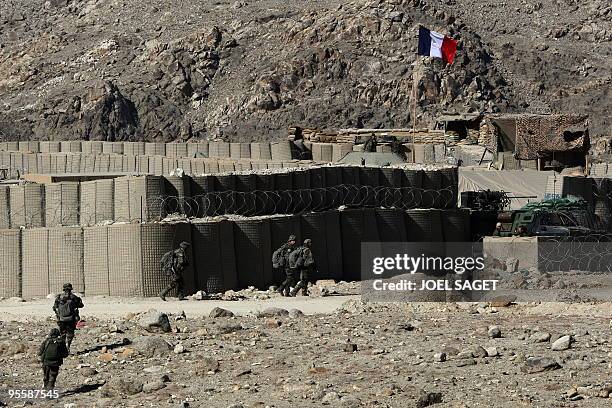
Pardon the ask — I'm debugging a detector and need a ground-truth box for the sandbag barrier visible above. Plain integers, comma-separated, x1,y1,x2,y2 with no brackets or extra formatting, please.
4,208,472,298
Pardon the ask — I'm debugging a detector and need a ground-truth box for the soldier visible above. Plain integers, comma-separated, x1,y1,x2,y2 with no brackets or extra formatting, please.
38,328,69,390
273,234,298,297
363,135,377,152
159,241,191,301
289,239,316,297
52,283,84,352
493,222,503,236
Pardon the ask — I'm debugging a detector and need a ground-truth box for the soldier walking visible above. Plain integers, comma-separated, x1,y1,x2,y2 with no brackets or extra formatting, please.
38,328,69,390
159,241,191,301
273,235,297,297
52,283,84,352
289,239,316,297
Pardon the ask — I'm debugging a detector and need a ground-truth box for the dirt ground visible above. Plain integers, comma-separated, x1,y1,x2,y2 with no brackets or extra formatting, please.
0,286,610,408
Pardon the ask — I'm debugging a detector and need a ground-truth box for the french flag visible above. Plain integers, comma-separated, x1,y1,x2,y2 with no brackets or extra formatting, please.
418,26,458,64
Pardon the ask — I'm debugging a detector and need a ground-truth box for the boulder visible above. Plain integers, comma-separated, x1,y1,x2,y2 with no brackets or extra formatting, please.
132,336,173,358
209,307,234,318
100,377,144,397
138,309,171,333
256,307,289,318
551,335,572,351
521,357,561,374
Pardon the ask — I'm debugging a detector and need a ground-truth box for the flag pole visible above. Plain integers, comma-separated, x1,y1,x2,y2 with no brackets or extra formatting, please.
411,57,419,162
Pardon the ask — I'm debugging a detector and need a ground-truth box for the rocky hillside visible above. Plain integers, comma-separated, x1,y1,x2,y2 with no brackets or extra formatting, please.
0,0,609,142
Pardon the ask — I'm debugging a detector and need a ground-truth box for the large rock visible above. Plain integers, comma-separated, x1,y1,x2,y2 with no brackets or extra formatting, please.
79,81,139,141
256,307,289,318
487,325,502,338
551,335,572,351
100,377,144,397
138,309,172,333
132,336,173,358
217,323,243,334
416,392,443,408
209,307,234,318
530,331,551,343
521,357,561,374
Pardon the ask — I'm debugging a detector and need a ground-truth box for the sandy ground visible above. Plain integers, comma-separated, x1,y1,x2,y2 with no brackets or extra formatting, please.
0,295,360,322
0,290,610,407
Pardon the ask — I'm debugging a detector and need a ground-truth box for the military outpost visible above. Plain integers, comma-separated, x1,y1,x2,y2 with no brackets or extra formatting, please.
0,112,606,299
0,0,611,405
1,111,611,397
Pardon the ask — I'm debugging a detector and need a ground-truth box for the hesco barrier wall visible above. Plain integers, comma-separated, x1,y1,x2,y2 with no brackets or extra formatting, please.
1,166,460,229
192,220,237,293
80,179,114,226
0,186,10,229
592,178,612,231
9,184,45,228
7,208,471,298
22,227,84,298
0,229,21,298
0,152,313,179
0,139,459,178
234,218,273,289
141,223,196,297
45,182,80,227
114,176,165,222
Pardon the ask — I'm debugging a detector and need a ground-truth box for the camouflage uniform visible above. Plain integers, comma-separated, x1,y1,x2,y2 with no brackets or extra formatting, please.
275,235,297,297
159,242,191,301
38,328,69,390
52,283,84,352
289,239,316,297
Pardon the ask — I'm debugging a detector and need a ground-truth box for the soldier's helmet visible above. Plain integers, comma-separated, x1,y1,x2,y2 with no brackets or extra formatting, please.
179,241,191,249
63,283,73,291
303,238,312,246
288,235,297,243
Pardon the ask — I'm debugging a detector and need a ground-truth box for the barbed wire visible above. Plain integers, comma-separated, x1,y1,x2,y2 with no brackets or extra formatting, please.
538,234,612,272
152,185,457,218
0,185,457,228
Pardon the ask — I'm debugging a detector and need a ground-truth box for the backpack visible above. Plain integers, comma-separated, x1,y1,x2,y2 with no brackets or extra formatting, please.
272,245,287,268
160,250,175,274
288,247,305,269
44,337,67,362
57,297,74,323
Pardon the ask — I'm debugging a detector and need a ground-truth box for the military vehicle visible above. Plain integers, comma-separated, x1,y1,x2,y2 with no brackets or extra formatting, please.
497,198,603,237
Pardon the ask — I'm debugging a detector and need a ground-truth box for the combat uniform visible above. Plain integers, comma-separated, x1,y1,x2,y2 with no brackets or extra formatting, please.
38,329,69,390
159,243,190,301
52,284,84,352
289,240,316,297
274,238,297,297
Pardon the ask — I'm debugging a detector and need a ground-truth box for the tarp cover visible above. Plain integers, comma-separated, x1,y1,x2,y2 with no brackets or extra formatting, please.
459,169,553,209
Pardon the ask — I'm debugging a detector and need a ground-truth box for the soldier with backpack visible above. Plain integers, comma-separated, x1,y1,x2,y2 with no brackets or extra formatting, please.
52,283,84,352
38,328,69,390
273,234,297,297
159,241,191,301
288,239,316,297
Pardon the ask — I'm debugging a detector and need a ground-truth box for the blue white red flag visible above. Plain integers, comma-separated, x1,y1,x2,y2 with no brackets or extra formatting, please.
418,26,458,64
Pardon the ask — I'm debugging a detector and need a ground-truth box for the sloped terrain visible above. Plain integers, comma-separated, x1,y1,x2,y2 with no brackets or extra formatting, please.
0,0,609,142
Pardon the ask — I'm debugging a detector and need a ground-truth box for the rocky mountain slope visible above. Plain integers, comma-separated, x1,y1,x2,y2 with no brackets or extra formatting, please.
0,0,609,142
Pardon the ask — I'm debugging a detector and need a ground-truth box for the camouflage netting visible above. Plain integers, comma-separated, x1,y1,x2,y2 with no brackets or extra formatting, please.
515,114,589,160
